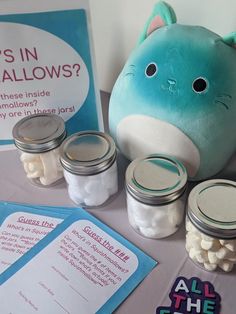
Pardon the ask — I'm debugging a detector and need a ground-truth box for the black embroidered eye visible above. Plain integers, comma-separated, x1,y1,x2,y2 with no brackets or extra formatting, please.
192,77,208,93
145,63,158,77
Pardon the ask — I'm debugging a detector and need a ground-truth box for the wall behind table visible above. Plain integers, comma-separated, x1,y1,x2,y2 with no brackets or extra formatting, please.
89,0,236,93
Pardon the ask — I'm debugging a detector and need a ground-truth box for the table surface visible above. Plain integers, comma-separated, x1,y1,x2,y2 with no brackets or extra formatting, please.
0,92,235,314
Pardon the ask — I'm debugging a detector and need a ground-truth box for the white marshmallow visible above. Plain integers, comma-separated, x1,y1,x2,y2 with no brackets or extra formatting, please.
208,251,219,264
186,220,201,236
186,232,202,250
189,248,200,262
216,247,234,260
203,262,217,272
218,260,234,272
21,149,63,186
201,239,215,250
225,241,236,252
196,250,209,264
228,256,236,263
201,234,214,241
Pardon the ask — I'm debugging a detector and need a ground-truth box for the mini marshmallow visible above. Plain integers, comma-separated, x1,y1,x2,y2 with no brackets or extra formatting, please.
218,260,234,272
195,250,209,264
186,220,201,236
228,256,236,263
201,234,214,241
216,247,234,260
186,219,236,272
189,248,200,262
208,251,219,264
21,150,63,186
201,239,215,250
224,241,236,252
203,262,217,272
186,232,202,250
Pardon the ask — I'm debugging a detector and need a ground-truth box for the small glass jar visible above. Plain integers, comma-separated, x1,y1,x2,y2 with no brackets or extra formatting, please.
186,179,236,272
60,131,118,207
125,154,188,239
12,113,66,187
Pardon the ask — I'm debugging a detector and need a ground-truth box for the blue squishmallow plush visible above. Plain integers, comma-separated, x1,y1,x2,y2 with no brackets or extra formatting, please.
109,1,236,180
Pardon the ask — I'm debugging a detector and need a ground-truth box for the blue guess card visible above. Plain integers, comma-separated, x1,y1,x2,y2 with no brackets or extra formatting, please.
0,208,157,313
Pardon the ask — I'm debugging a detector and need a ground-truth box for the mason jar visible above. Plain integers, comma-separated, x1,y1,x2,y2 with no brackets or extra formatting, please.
186,179,236,272
60,131,118,207
125,154,188,239
12,113,66,187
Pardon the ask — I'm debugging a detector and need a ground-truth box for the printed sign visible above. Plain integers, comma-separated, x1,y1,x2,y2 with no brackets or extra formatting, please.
0,0,103,150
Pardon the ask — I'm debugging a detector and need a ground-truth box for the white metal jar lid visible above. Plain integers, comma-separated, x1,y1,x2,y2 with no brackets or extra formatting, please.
187,179,236,239
126,154,187,205
60,131,117,176
12,113,66,153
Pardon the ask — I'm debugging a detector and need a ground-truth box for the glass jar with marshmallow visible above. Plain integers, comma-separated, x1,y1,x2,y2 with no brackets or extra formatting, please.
125,154,188,239
12,113,66,187
186,179,236,272
60,131,118,208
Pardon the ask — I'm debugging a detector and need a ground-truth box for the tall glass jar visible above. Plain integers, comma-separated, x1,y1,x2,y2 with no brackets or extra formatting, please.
12,113,66,187
125,154,188,239
60,131,118,208
186,179,236,272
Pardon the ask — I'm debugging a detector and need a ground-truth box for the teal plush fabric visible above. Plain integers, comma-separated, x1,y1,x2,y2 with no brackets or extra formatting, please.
109,1,236,180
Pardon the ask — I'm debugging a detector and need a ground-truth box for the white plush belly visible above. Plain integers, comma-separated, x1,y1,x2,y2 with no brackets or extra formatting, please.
116,114,200,177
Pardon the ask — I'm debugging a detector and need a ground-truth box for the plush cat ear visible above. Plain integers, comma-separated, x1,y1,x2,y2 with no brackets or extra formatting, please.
138,1,176,44
222,32,236,48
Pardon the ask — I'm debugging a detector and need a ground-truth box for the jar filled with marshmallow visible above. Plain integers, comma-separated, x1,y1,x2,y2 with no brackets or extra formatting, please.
12,113,66,187
186,179,236,272
125,154,188,239
60,131,118,207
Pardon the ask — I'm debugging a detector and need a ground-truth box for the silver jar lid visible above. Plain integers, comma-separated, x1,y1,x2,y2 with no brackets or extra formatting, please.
60,131,117,175
187,179,236,239
12,113,66,153
126,154,187,205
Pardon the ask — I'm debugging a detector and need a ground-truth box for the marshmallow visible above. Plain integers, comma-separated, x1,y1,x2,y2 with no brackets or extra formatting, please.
201,239,216,251
218,260,234,272
216,247,234,260
186,219,236,272
20,149,63,186
203,262,217,272
208,251,219,264
186,232,202,250
225,241,236,252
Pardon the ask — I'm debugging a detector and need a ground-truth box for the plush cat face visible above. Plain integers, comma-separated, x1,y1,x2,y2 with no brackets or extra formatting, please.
109,1,236,180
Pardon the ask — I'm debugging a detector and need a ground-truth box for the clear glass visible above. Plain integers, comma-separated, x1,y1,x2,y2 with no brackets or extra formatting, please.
63,160,118,208
19,147,64,187
126,192,186,239
185,216,236,272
